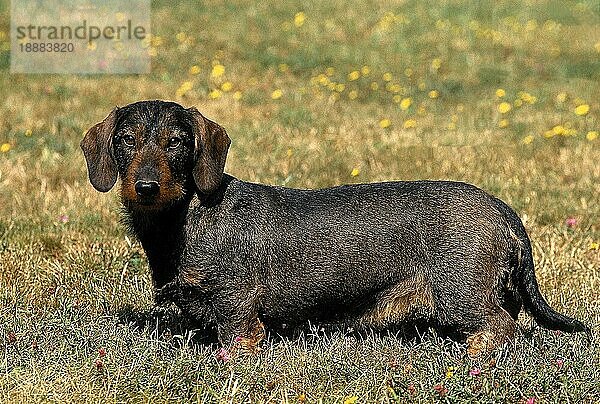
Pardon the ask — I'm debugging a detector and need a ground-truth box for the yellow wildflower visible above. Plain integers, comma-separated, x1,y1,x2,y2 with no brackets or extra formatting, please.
446,366,456,379
221,81,233,92
498,102,512,114
431,58,442,70
25,129,32,137
522,135,534,144
209,89,221,99
150,35,163,47
233,91,242,100
389,84,402,93
211,64,225,78
552,125,565,135
499,119,509,128
429,90,439,99
370,82,379,91
176,81,193,97
0,143,10,153
393,95,402,103
189,65,201,75
271,89,283,100
520,92,536,104
574,104,589,116
400,97,412,111
587,131,598,141
379,119,391,128
382,72,393,82
495,88,506,98
344,396,358,404
348,71,360,81
514,99,523,107
325,67,335,76
361,66,371,76
404,68,413,77
335,83,345,92
350,168,360,177
589,242,599,250
278,63,289,72
294,12,306,27
348,90,358,100
403,119,416,129
176,32,186,42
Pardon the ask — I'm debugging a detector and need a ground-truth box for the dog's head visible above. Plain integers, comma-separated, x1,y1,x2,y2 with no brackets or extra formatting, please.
81,100,230,210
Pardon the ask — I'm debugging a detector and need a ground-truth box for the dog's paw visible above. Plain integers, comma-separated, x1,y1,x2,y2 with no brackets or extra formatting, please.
148,302,178,318
466,330,495,358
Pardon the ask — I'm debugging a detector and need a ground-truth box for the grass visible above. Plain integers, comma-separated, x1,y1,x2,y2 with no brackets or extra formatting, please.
1,0,599,402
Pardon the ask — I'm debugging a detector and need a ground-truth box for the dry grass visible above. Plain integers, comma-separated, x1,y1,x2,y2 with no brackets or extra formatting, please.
0,0,599,402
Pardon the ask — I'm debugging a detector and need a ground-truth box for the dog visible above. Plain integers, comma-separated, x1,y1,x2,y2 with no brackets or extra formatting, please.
81,100,589,356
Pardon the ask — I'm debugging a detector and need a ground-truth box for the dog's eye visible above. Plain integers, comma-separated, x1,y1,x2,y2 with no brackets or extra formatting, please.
167,137,182,149
122,134,135,147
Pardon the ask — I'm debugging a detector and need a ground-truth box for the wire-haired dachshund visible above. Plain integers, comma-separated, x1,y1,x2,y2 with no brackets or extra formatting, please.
81,100,589,356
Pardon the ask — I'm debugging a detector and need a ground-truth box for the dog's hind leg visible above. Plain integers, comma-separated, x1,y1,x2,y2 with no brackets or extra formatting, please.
466,306,516,357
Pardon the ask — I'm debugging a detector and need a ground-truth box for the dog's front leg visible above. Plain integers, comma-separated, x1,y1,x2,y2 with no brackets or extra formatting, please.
213,295,265,354
154,279,180,305
217,316,265,355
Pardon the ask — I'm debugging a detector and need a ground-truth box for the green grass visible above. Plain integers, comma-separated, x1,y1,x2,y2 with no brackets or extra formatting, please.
1,0,599,402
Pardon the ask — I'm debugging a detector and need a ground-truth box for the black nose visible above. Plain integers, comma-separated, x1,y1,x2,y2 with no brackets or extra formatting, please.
135,181,160,197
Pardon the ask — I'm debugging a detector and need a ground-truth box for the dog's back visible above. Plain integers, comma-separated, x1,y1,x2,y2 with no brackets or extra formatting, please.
183,177,512,328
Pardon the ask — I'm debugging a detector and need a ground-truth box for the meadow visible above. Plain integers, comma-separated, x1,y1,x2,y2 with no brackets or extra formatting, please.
0,0,599,402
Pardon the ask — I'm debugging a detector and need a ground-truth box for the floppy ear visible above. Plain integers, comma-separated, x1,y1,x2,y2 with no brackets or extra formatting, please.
187,107,231,195
80,108,119,192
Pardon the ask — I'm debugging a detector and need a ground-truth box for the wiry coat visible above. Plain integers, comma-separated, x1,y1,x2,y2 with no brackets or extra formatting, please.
81,100,589,355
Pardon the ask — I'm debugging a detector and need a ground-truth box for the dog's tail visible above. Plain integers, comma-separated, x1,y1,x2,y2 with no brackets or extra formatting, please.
515,234,589,334
494,197,590,335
